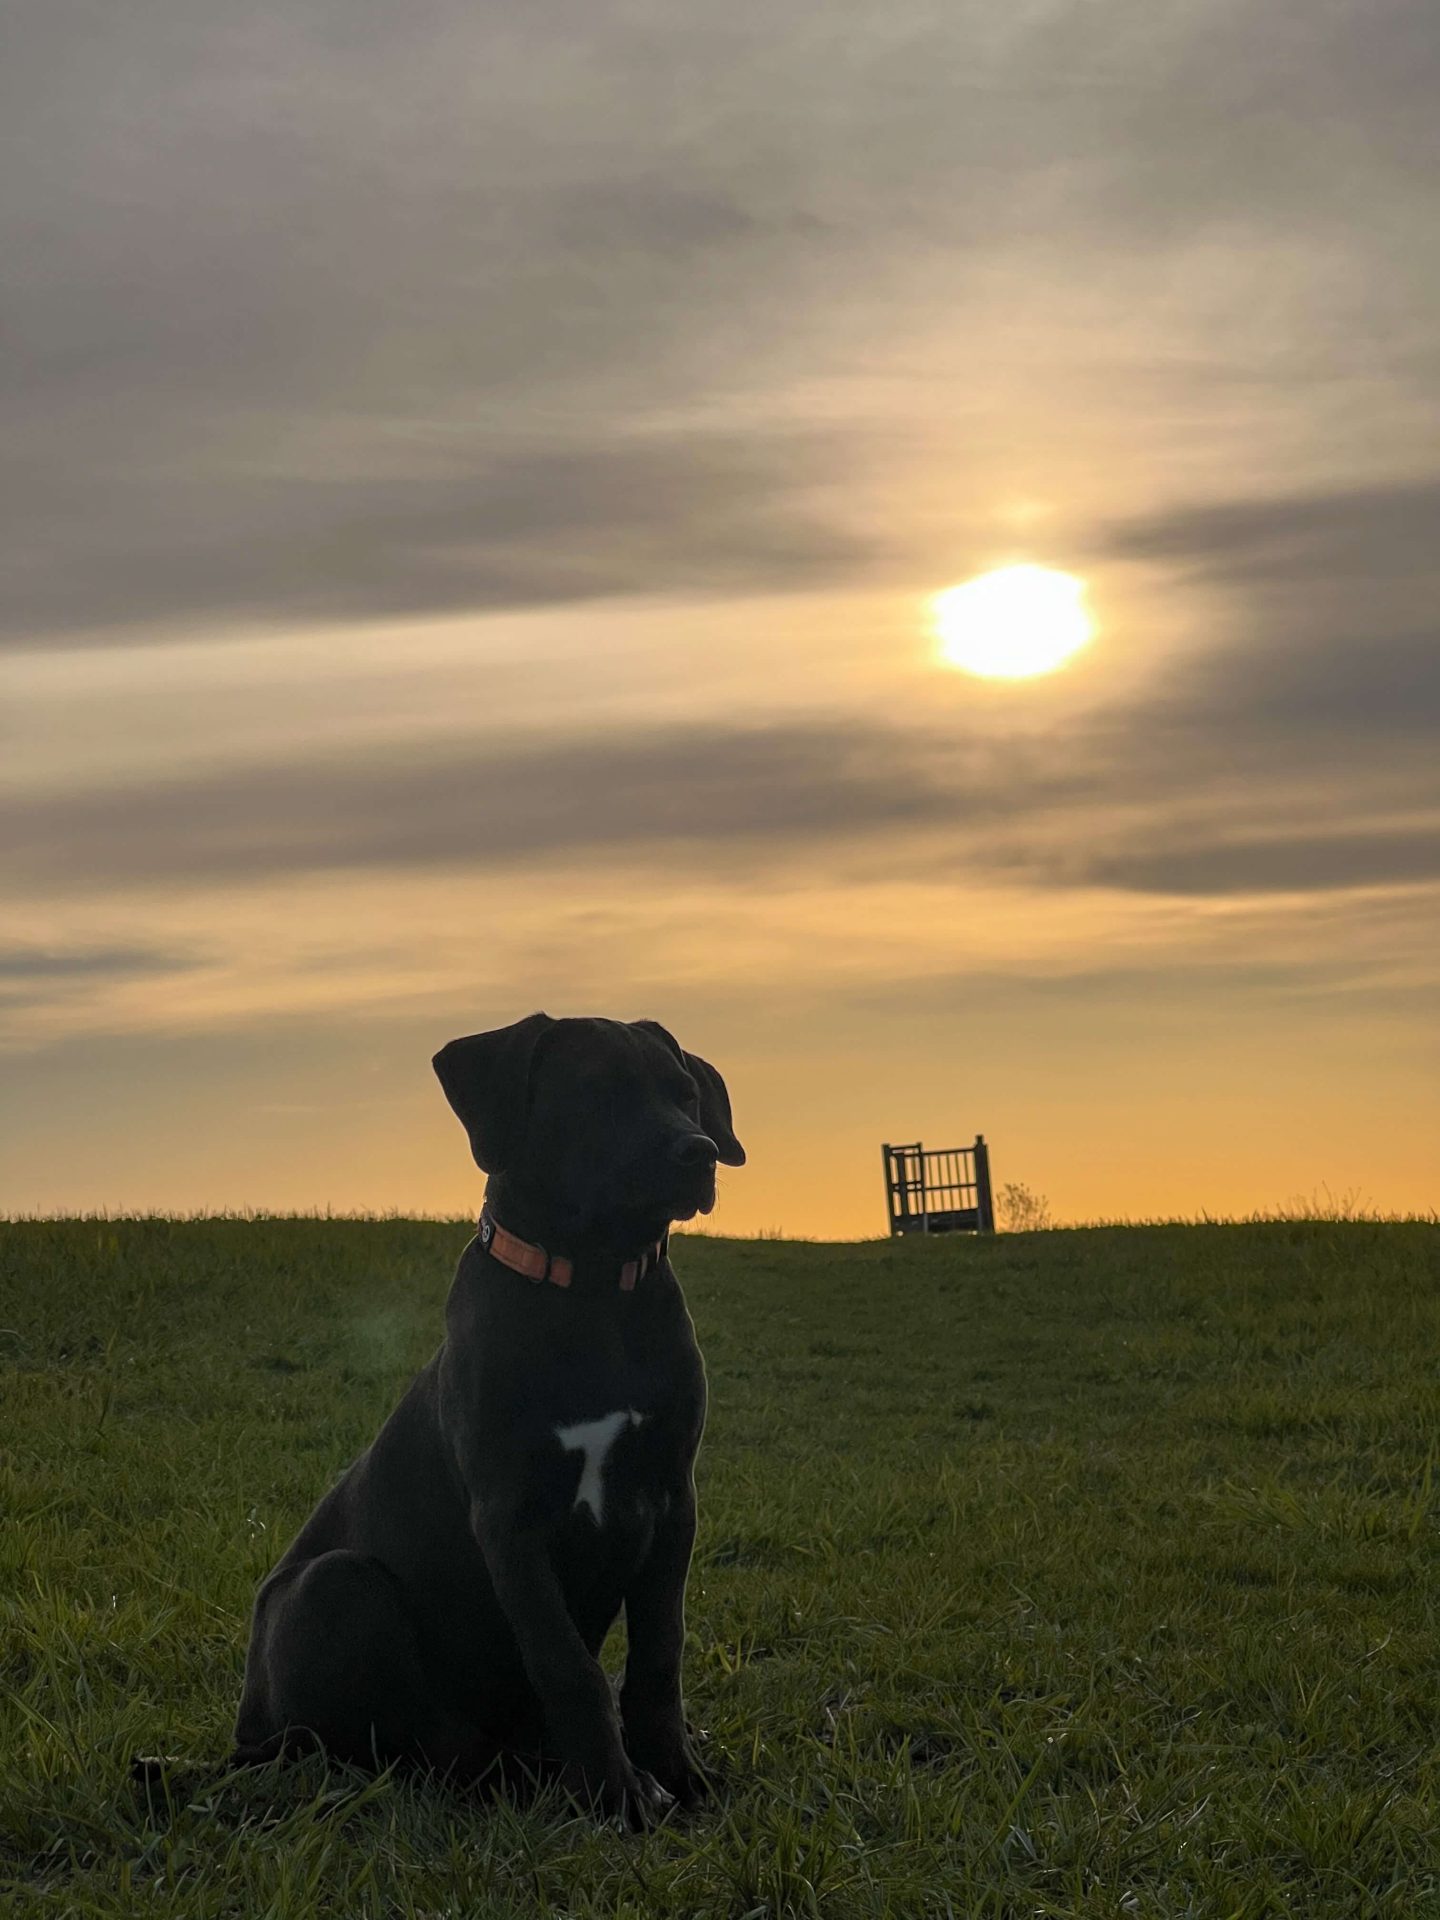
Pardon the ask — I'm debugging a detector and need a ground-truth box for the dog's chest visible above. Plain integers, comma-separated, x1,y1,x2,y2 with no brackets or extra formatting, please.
553,1407,649,1528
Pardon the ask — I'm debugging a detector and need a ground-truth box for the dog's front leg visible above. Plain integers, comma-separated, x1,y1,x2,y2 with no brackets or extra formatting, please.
476,1511,673,1826
620,1482,710,1806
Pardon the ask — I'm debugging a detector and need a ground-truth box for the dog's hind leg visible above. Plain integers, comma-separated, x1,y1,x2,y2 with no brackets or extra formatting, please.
236,1549,505,1784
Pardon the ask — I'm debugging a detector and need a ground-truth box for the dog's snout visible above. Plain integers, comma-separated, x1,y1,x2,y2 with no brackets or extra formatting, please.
672,1133,719,1170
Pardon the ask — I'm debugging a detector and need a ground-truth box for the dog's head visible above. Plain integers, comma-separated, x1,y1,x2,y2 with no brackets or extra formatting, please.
433,1013,745,1246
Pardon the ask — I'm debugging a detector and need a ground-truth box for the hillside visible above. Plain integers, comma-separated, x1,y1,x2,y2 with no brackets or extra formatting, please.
3,1218,1437,1917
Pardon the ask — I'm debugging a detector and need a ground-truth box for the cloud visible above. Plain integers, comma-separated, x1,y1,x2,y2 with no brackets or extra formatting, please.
2,429,888,644
0,945,195,982
1097,476,1440,754
1078,825,1440,897
0,943,200,1019
1102,477,1440,587
8,683,1437,910
4,2,1439,919
6,0,1439,648
1179,625,1440,744
839,952,1432,1019
1,718,1026,888
1076,0,1440,244
9,477,1439,913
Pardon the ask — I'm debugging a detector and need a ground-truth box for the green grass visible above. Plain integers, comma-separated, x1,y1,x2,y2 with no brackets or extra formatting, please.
2,1216,1438,1917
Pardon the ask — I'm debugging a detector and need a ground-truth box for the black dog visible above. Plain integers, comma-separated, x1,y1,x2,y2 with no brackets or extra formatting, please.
231,1014,744,1824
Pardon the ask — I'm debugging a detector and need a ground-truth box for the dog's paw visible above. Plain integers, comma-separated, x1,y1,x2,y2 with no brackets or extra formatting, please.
563,1759,676,1830
627,1733,714,1810
657,1744,715,1809
620,1766,677,1830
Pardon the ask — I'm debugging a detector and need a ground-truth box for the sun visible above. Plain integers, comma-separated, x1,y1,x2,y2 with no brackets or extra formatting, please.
931,564,1094,680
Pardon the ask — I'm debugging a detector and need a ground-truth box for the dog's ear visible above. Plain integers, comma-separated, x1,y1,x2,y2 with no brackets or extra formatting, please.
685,1048,746,1165
432,1012,554,1174
635,1020,746,1167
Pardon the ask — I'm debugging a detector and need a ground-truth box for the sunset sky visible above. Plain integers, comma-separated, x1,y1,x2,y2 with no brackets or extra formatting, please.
3,1,1437,1235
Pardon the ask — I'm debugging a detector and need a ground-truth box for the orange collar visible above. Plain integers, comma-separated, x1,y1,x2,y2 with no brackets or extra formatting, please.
479,1208,667,1293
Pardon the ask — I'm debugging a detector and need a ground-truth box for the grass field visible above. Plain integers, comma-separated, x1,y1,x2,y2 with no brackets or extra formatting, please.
2,1216,1438,1918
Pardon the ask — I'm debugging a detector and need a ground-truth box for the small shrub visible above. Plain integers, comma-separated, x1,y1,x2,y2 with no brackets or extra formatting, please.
998,1180,1053,1231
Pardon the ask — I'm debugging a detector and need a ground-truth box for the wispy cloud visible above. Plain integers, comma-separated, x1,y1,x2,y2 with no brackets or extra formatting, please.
0,720,996,886
7,2,1439,648
1077,825,1440,897
0,944,196,982
2,429,889,643
1103,477,1440,589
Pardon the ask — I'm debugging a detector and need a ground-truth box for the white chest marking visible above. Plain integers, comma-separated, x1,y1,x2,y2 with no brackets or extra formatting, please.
554,1408,644,1526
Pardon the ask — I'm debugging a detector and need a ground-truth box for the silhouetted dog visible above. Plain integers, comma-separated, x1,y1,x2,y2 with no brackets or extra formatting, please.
230,1014,744,1825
